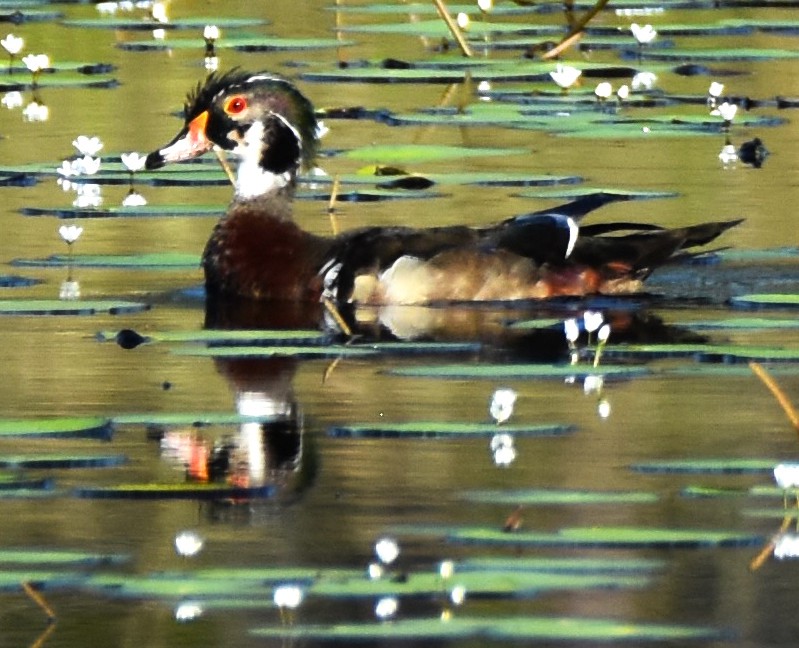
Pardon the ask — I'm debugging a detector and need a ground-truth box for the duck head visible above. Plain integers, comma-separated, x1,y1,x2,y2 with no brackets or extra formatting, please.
145,69,320,199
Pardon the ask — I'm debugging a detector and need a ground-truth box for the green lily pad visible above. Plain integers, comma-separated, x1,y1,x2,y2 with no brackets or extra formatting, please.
741,507,799,519
336,18,561,38
0,472,52,491
328,422,574,439
0,9,60,23
630,458,779,474
675,317,799,330
171,345,378,359
0,416,112,440
0,299,149,315
0,549,128,566
327,3,541,15
0,454,127,469
20,204,224,219
681,485,751,498
458,556,664,573
637,47,799,61
111,412,292,427
118,35,350,52
517,187,679,200
449,526,763,548
0,570,88,592
0,73,117,91
96,328,326,347
85,574,271,598
62,17,265,30
75,482,275,500
340,144,527,164
604,343,799,362
12,253,199,269
461,488,658,505
308,569,647,598
388,363,649,380
731,294,799,309
251,615,722,641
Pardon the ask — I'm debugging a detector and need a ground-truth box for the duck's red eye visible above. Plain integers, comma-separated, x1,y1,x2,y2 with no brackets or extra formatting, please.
225,96,247,115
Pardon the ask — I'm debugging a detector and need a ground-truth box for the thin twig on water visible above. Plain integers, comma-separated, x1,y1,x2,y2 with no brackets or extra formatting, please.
432,0,473,57
542,0,611,60
749,361,799,433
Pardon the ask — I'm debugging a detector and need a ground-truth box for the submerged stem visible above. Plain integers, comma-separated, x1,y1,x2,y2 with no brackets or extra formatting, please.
749,361,799,433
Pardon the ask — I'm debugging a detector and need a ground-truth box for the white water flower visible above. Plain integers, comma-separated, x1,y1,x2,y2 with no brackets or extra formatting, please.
630,23,657,44
58,224,83,244
151,1,168,23
594,81,612,100
375,537,400,565
152,28,166,40
122,190,148,207
774,533,799,559
22,53,49,73
174,601,204,622
57,160,78,177
489,387,517,424
22,100,48,122
75,155,101,175
174,530,204,557
375,596,398,620
315,121,330,140
490,433,516,467
774,464,799,489
712,101,738,123
597,398,611,418
708,81,725,98
450,585,467,605
367,562,384,580
73,135,103,157
121,151,147,173
439,560,454,580
583,374,604,395
617,84,630,101
597,323,611,343
631,71,657,91
204,55,219,72
456,12,470,30
96,2,119,15
1,91,22,109
73,183,102,209
1,34,23,56
478,0,494,11
273,584,303,609
59,279,80,300
583,310,603,334
718,143,738,168
563,317,579,344
550,63,581,90
203,24,220,41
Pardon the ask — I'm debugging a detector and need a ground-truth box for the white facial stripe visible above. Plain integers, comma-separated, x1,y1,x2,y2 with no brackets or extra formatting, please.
565,217,579,259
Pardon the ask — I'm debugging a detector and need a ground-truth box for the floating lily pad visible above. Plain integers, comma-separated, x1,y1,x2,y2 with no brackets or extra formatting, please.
731,294,799,309
0,9,60,23
741,507,799,519
171,345,378,359
0,416,112,440
681,485,751,498
0,549,128,566
517,187,679,201
251,615,722,642
636,47,799,61
308,569,647,598
62,17,265,30
118,35,350,51
458,556,664,573
675,317,799,330
336,19,562,38
449,526,763,548
340,144,527,164
0,472,51,491
0,275,41,288
0,570,87,592
112,412,293,427
85,573,271,598
604,343,799,362
12,253,199,269
0,299,149,315
96,328,326,347
0,454,127,469
0,72,117,91
328,422,574,439
630,458,779,474
388,363,649,380
20,205,224,219
75,482,275,500
461,488,658,505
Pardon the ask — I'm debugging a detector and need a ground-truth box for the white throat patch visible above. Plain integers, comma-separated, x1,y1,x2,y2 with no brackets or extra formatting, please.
231,115,302,200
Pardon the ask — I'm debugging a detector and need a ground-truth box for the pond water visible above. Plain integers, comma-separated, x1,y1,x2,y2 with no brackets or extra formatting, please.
1,0,799,646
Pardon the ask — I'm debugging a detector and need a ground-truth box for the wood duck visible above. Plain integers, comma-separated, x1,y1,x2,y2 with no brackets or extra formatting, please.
145,69,742,305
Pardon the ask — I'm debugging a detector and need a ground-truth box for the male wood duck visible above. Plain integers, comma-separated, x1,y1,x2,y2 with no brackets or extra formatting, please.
145,69,741,305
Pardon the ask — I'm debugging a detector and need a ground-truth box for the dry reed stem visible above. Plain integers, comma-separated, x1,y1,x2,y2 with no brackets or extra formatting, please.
749,361,799,432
